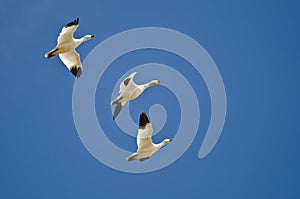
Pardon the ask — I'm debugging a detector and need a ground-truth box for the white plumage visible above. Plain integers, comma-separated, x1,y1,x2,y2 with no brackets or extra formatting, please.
127,112,172,161
111,72,160,120
45,18,94,78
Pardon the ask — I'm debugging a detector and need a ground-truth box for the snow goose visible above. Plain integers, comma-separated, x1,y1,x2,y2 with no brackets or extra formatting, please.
127,112,172,161
44,18,94,78
111,72,160,120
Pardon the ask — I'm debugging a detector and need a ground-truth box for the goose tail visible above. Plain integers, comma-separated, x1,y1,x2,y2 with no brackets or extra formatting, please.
45,48,59,58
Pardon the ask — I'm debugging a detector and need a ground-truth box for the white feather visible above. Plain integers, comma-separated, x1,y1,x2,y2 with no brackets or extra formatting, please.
45,18,93,78
58,50,81,71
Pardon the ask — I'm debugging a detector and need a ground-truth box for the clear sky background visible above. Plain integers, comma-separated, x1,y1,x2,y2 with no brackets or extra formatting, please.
1,0,299,198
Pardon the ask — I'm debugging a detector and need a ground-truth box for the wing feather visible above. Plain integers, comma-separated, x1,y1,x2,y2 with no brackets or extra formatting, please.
137,113,153,150
58,50,81,70
119,72,137,94
57,18,79,44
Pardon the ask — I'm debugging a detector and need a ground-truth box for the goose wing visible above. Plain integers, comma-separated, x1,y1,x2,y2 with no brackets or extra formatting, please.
58,49,82,71
119,72,137,94
137,112,153,150
57,18,79,44
111,72,138,119
112,101,126,120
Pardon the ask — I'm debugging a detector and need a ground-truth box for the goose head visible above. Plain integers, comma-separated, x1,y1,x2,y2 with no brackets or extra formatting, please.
83,34,94,41
161,138,172,146
155,138,172,150
148,80,160,87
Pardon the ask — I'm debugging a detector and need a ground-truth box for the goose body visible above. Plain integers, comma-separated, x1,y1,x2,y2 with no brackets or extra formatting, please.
111,72,160,120
45,18,94,78
127,112,172,161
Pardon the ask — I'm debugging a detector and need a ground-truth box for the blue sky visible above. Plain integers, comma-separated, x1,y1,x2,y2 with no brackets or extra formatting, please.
1,0,299,198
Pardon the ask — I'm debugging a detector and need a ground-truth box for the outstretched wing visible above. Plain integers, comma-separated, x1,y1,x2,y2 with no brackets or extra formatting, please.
111,72,138,119
119,72,137,94
58,49,82,71
137,112,153,150
113,101,126,120
57,18,79,44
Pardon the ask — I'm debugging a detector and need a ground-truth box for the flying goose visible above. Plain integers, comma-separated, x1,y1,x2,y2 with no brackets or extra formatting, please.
127,112,172,161
44,18,94,78
111,72,160,120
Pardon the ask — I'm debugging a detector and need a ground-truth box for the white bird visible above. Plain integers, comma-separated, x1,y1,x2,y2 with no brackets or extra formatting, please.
44,18,94,78
111,72,160,120
127,112,172,161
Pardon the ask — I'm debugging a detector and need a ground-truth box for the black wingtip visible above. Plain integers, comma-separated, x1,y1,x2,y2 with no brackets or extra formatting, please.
139,112,150,128
65,18,79,28
70,67,82,78
123,77,131,86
